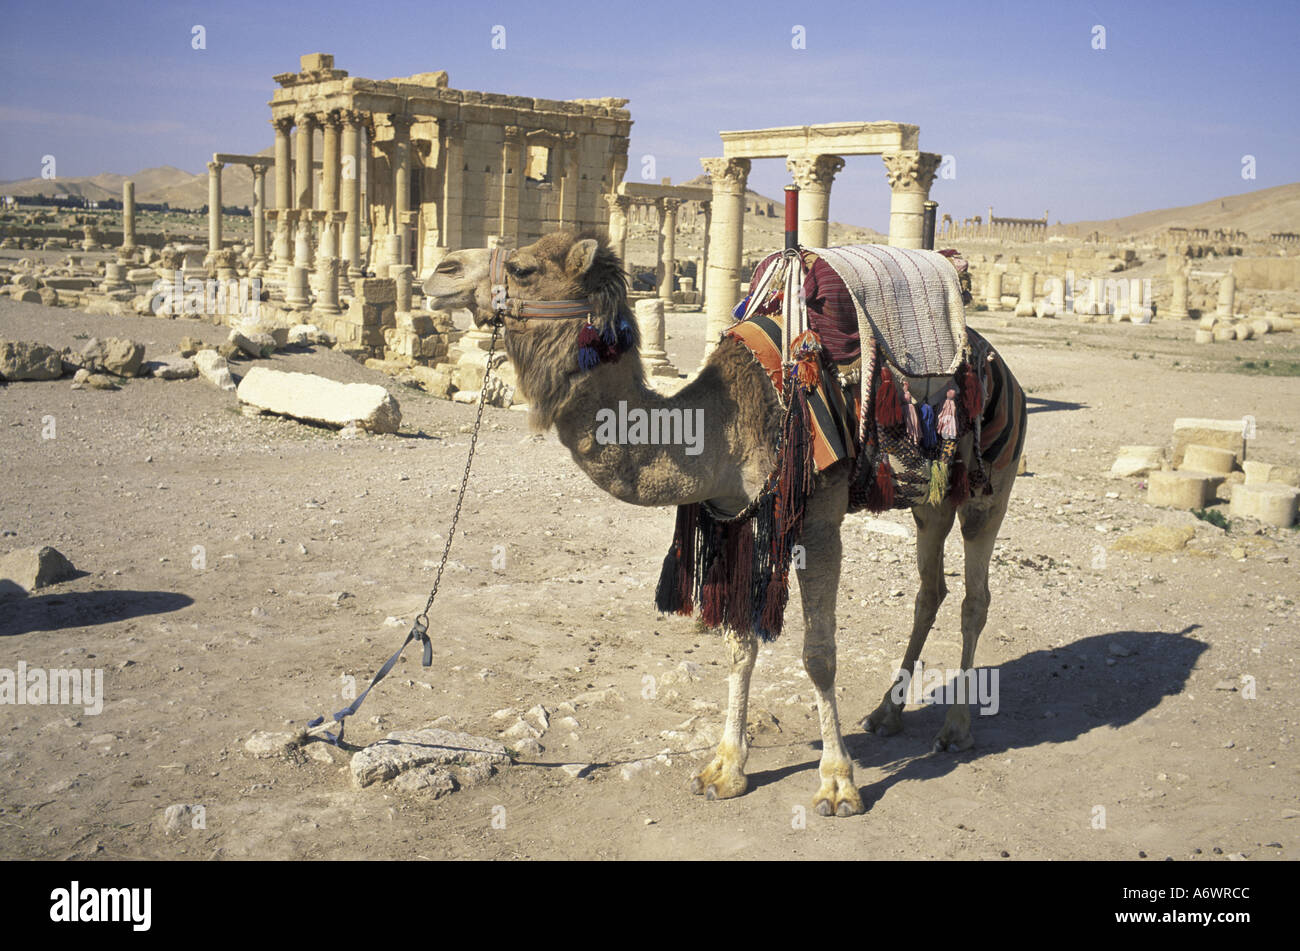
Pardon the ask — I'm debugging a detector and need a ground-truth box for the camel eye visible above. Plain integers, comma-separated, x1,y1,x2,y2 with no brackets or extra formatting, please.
508,263,536,279
435,261,458,274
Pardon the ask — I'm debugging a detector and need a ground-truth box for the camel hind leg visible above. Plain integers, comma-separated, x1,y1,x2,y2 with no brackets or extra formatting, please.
932,487,1011,752
863,501,956,736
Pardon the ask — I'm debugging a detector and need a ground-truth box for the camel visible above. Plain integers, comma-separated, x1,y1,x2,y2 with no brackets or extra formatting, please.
423,230,1024,818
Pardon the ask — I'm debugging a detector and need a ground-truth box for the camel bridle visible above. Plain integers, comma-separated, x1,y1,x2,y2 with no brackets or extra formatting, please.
489,245,595,324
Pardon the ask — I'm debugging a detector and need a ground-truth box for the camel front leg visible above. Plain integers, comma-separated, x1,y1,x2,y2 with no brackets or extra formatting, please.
798,498,863,818
690,629,755,800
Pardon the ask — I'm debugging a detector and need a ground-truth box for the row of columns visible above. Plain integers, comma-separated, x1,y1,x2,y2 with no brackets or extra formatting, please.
605,194,713,306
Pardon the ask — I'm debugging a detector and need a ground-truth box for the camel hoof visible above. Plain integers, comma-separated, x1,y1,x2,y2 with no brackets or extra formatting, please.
815,798,834,817
689,776,705,796
932,729,974,753
863,704,903,736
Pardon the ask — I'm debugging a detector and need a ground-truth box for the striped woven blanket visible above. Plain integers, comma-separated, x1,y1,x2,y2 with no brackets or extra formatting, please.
815,245,969,377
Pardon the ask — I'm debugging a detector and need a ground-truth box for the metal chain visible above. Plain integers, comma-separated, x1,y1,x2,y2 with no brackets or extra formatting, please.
414,320,501,629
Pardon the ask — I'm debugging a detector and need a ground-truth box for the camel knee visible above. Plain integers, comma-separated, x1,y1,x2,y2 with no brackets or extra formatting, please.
802,650,837,693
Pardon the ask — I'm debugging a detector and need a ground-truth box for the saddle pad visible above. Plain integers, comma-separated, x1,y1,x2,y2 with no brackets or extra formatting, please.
814,245,968,377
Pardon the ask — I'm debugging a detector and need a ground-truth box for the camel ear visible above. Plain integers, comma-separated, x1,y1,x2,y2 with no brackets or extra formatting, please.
565,238,599,277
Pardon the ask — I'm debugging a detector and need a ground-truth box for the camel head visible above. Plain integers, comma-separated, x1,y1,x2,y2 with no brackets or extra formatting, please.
426,230,640,429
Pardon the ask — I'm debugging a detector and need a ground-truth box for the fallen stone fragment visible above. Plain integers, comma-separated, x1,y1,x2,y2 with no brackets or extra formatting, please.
192,350,237,392
349,729,510,789
0,545,77,601
1110,525,1195,555
1110,445,1164,479
1229,483,1299,528
243,731,301,758
80,336,145,378
142,354,198,380
237,366,401,434
0,339,63,381
229,328,277,358
1148,470,1218,508
1172,418,1246,467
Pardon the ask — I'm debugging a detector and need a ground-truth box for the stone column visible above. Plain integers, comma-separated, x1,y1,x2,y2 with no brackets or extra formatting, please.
294,112,317,211
391,114,413,265
701,157,750,360
250,163,268,269
392,264,413,314
312,257,339,317
983,269,1002,310
1164,270,1190,320
293,209,315,271
1216,272,1235,318
499,125,524,245
558,133,580,229
321,111,341,213
271,116,294,279
786,153,844,248
440,120,466,253
883,151,941,249
658,198,680,301
605,193,631,266
121,180,136,253
341,110,365,277
1014,271,1036,316
207,160,224,253
635,297,678,377
699,201,711,307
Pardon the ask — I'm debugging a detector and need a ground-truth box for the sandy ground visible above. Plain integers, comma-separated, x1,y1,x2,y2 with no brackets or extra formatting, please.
1,286,1298,861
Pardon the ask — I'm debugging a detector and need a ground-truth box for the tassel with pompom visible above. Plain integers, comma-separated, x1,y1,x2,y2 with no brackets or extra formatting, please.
732,295,751,320
938,388,958,439
960,360,982,422
725,524,754,634
876,363,903,428
949,459,970,506
919,401,937,450
874,458,895,510
656,503,698,616
927,460,948,506
577,323,603,372
903,380,920,444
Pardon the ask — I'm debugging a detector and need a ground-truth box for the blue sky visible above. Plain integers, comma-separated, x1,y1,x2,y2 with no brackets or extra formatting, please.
2,0,1297,229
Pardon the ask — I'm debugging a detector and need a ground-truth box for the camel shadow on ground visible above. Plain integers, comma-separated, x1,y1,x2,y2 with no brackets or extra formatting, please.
0,589,195,637
746,625,1207,811
1024,395,1087,415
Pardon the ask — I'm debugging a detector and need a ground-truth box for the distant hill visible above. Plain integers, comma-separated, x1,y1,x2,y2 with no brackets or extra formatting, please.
0,152,271,210
1057,182,1300,238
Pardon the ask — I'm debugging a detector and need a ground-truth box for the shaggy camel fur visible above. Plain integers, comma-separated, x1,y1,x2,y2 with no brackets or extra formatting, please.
423,230,1022,818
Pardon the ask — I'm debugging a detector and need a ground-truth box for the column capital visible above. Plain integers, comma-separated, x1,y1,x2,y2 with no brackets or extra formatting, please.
389,113,414,133
271,114,295,134
882,150,941,193
295,112,318,130
700,157,751,195
319,109,342,131
339,109,365,128
250,161,270,178
661,197,682,213
207,160,224,174
604,192,632,213
786,153,845,191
